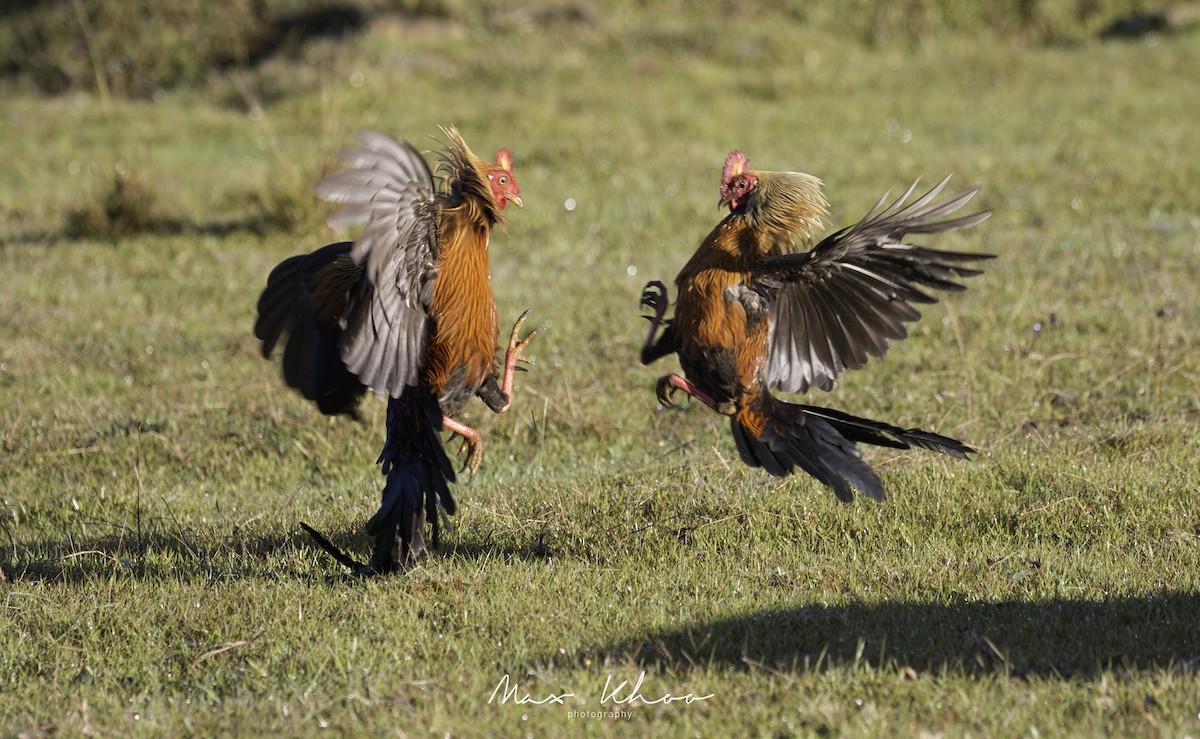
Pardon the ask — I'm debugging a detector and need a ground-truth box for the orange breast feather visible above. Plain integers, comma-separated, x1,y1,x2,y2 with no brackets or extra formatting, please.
422,221,499,395
678,268,748,353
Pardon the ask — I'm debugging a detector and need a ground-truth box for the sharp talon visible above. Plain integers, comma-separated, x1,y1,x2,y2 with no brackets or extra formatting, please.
507,315,540,358
458,449,480,475
455,437,482,475
640,281,669,327
655,376,678,408
465,450,482,476
508,309,534,340
505,322,541,375
515,327,542,348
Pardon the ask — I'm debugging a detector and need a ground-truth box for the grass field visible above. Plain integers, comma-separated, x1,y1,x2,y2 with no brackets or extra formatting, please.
2,2,1199,735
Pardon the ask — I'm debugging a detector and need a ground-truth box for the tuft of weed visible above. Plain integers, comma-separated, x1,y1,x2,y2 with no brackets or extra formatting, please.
62,165,184,239
0,0,452,98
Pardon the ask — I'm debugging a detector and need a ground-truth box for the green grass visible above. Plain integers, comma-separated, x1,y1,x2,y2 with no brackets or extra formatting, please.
3,2,1200,736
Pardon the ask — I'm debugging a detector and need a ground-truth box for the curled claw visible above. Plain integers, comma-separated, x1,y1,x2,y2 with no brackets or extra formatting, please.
640,280,669,316
443,416,486,475
449,427,484,475
640,281,672,366
654,373,725,413
655,375,678,408
460,437,484,475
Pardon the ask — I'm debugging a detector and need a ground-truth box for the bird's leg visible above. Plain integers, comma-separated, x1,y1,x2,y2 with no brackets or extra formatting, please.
443,415,485,474
656,373,728,414
497,309,541,413
455,310,539,474
640,280,669,362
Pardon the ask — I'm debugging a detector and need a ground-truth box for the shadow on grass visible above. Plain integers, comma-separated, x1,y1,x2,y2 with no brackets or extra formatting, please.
563,592,1200,679
3,213,304,246
3,525,320,584
2,520,543,584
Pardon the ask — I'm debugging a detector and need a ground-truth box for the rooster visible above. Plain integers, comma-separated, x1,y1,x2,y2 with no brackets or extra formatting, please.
640,150,992,501
255,128,538,574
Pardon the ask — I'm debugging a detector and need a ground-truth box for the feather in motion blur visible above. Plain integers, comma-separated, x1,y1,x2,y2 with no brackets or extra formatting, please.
640,150,993,501
255,127,538,574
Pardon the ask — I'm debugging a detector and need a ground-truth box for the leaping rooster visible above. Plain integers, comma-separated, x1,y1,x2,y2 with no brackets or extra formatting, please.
640,150,993,501
255,128,538,574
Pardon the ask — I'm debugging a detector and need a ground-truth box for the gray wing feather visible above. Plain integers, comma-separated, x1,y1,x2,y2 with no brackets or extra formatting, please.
312,131,440,398
754,176,993,394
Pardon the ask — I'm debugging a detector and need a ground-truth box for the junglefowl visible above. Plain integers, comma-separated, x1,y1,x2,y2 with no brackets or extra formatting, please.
255,127,538,574
640,150,992,501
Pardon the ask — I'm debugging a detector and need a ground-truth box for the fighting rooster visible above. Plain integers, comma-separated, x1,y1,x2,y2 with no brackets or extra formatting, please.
640,150,992,501
255,127,538,574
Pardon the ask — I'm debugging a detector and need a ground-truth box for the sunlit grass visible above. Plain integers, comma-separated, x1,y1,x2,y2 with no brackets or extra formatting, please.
2,3,1199,736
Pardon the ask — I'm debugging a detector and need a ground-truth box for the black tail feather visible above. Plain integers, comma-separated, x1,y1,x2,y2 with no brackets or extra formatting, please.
733,395,883,502
798,404,975,459
364,389,457,573
733,394,973,502
299,521,369,573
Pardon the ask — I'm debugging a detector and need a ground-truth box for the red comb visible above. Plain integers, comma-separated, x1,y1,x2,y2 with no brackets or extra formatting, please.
722,150,749,182
495,148,514,172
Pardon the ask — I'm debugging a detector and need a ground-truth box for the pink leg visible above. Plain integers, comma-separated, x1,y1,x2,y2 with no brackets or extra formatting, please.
444,311,539,474
497,309,541,413
656,373,729,414
442,415,485,474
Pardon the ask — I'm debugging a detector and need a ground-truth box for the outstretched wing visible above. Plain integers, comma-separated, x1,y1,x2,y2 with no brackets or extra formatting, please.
312,131,441,397
254,242,369,418
751,176,993,394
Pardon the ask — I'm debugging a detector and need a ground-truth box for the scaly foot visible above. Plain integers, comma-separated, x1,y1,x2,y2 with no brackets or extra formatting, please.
443,415,485,474
500,309,541,409
656,373,724,413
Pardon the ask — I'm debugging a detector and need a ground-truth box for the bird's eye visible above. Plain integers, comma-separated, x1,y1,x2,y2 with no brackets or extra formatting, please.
498,176,508,186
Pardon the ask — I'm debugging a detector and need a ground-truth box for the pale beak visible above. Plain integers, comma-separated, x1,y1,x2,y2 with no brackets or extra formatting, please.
510,194,523,208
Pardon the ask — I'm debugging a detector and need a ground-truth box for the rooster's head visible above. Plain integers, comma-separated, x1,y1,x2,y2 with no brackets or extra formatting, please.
487,148,522,209
719,150,757,212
